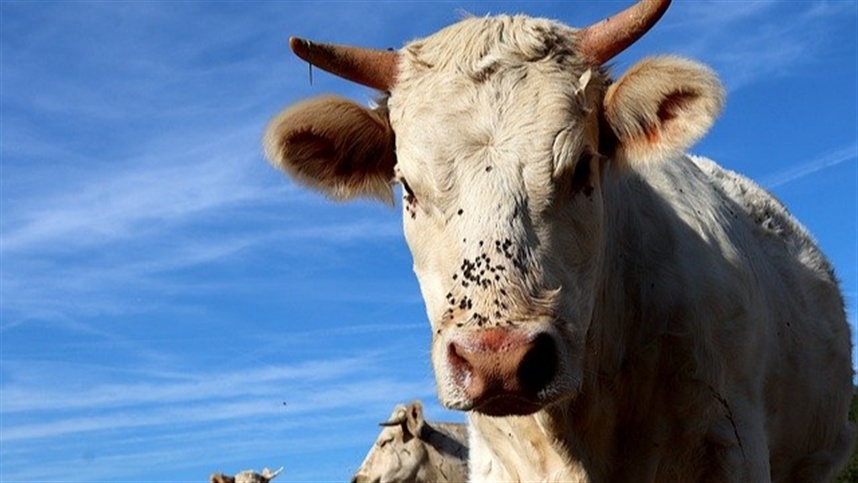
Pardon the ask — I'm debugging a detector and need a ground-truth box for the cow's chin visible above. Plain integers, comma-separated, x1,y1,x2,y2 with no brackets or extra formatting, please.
471,394,544,417
442,385,569,417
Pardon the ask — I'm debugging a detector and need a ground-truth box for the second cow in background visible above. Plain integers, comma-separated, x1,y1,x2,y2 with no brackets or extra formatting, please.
352,401,468,483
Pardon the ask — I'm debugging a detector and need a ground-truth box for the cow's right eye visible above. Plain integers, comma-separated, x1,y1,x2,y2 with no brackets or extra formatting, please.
569,151,595,197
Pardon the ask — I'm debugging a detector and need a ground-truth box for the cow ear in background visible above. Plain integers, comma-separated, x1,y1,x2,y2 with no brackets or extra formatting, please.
602,56,724,169
264,95,397,203
405,401,425,437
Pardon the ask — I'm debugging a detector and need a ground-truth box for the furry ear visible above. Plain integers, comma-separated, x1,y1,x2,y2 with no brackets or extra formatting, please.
264,95,396,203
602,56,725,168
404,401,425,438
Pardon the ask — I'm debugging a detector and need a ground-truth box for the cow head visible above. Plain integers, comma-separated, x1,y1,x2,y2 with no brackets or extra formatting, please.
265,0,724,416
210,467,283,483
351,401,431,483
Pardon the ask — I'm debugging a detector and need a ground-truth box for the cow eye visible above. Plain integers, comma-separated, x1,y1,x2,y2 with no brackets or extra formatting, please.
400,177,415,199
571,152,592,187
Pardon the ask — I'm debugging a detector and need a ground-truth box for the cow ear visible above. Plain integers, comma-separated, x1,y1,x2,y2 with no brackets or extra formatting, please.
405,401,425,437
264,95,396,203
602,56,724,168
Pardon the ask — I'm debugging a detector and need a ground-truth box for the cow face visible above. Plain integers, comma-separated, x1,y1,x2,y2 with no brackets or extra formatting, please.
265,9,723,416
387,17,608,416
210,467,283,483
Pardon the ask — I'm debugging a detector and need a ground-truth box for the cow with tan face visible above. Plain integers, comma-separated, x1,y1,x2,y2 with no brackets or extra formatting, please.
351,401,468,483
210,467,282,483
264,0,854,481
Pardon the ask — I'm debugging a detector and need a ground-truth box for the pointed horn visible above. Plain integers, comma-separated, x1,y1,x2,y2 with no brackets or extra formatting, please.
379,416,406,427
289,37,398,92
262,467,284,480
577,0,671,65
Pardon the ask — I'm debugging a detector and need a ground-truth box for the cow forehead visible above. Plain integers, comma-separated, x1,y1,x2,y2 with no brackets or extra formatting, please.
398,15,586,77
391,15,597,113
387,16,604,209
388,16,603,172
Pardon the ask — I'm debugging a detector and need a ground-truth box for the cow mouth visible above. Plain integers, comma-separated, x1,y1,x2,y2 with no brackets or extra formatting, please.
470,393,544,416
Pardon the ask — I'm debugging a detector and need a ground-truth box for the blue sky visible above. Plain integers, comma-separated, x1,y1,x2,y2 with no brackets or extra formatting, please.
0,1,855,481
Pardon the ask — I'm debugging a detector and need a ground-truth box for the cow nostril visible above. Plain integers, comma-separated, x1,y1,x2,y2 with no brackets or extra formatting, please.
517,333,557,395
447,342,473,373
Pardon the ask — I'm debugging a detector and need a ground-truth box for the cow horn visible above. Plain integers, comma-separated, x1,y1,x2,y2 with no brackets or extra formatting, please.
262,467,284,480
289,37,399,92
378,416,406,427
577,0,671,65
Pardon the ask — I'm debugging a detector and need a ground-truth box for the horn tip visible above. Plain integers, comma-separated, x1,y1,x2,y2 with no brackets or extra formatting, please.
289,36,309,56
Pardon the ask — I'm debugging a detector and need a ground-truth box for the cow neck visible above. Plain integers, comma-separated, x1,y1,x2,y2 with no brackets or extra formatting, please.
419,423,469,482
468,409,590,481
419,423,468,460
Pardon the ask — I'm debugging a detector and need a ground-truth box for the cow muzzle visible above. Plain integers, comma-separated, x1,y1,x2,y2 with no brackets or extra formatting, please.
445,328,558,416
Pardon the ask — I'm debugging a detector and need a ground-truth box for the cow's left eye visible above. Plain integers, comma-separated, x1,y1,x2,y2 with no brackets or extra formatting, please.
400,177,415,200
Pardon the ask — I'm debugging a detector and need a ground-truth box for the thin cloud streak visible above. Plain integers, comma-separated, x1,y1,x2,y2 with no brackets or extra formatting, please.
1,348,435,440
1,378,433,442
1,356,374,414
0,358,437,481
2,140,282,255
2,423,376,483
657,0,855,92
763,143,858,189
0,214,404,331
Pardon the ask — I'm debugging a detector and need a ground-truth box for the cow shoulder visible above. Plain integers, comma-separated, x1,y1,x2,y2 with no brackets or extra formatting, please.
603,56,724,168
264,95,396,202
689,155,836,281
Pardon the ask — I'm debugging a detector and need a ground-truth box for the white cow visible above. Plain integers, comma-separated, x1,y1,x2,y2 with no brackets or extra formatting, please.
264,0,854,481
210,467,282,483
352,401,468,483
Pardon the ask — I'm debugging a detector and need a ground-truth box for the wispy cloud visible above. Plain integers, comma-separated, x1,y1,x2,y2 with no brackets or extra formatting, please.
0,212,404,334
1,95,403,331
1,357,368,415
1,376,430,442
654,0,857,91
1,129,282,254
762,143,858,189
0,346,438,481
